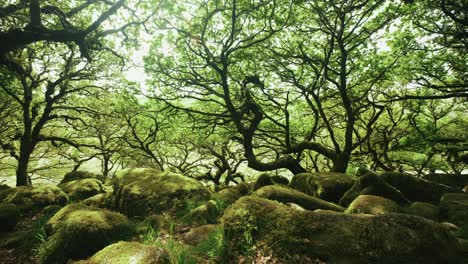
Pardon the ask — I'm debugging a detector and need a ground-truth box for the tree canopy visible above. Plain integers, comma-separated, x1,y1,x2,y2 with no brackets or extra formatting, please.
0,0,466,186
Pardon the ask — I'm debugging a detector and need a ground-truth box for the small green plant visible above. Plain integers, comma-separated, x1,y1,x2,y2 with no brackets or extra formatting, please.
19,210,58,256
228,208,257,255
194,226,227,261
154,237,197,264
141,225,160,245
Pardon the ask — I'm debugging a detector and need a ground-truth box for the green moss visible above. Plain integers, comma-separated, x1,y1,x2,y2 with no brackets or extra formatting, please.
380,172,460,204
181,200,219,225
253,173,274,191
440,193,468,239
78,241,169,264
339,173,409,206
0,203,19,231
39,204,133,263
82,193,111,208
113,168,211,217
0,185,68,213
403,202,440,221
60,171,105,184
253,185,344,212
58,178,104,201
271,175,289,185
345,195,400,215
193,225,227,261
235,182,251,196
290,172,356,203
222,196,462,263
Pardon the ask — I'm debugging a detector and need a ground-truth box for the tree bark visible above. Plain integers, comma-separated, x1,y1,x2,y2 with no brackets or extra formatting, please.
16,140,32,186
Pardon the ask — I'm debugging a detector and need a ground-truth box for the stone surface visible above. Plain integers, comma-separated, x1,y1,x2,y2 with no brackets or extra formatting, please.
222,196,461,264
41,204,132,264
290,172,356,203
345,195,400,215
253,185,344,212
112,168,211,217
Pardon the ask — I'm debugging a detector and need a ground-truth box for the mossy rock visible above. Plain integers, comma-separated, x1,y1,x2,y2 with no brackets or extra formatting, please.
440,193,468,239
213,188,242,207
0,203,19,232
380,172,461,204
235,182,251,195
403,202,440,221
181,200,219,225
82,193,112,208
0,185,68,213
41,204,133,264
345,195,400,215
112,168,211,217
58,178,104,201
253,185,344,212
60,171,105,184
182,224,219,246
422,173,468,189
290,172,356,203
222,196,461,264
252,173,274,191
339,173,409,207
76,241,169,264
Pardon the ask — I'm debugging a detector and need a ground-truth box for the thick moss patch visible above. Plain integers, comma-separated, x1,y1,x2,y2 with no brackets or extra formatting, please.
403,202,440,221
290,172,356,203
60,171,105,184
113,168,211,217
345,195,400,215
76,241,169,264
380,172,461,204
222,196,461,264
40,204,133,263
253,185,344,212
339,173,409,206
0,185,68,213
58,178,104,201
0,203,19,231
440,193,468,239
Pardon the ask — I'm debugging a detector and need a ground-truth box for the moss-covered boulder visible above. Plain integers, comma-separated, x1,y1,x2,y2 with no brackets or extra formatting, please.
404,202,440,221
253,174,289,191
40,204,133,263
271,175,289,185
423,173,468,189
181,200,219,225
113,168,211,217
222,196,461,264
440,193,468,239
0,185,68,212
182,224,219,246
214,187,242,206
380,172,461,204
60,171,105,184
213,182,251,207
345,195,400,215
0,203,19,232
76,241,169,264
339,173,409,207
58,178,104,201
290,172,356,203
82,193,112,208
253,185,344,212
252,173,274,191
